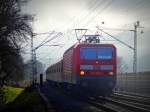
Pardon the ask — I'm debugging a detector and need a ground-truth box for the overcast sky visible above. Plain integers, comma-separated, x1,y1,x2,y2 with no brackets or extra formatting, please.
23,0,150,72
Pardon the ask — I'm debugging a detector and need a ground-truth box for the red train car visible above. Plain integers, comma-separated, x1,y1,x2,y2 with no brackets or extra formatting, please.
46,43,117,96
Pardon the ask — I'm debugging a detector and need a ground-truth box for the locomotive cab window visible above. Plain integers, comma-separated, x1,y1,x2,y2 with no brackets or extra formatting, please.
97,48,113,60
80,48,97,60
80,47,113,60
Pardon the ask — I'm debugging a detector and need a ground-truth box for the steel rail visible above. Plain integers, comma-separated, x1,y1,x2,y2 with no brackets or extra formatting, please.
111,94,150,106
113,92,150,102
104,97,150,112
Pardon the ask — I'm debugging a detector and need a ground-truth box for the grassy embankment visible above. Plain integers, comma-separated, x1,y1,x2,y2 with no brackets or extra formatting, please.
1,86,47,112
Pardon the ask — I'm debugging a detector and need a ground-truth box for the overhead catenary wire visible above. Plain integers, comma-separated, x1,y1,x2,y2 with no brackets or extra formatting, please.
63,0,114,46
74,0,106,28
65,0,95,28
34,32,62,50
65,0,105,29
36,31,55,46
122,0,150,23
82,0,115,28
97,26,134,50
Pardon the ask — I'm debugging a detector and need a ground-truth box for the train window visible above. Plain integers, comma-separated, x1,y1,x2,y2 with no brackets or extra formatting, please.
80,48,97,60
97,48,113,60
80,47,113,60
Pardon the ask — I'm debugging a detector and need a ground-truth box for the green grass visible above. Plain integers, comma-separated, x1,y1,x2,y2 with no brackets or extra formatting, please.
1,86,47,112
2,86,24,104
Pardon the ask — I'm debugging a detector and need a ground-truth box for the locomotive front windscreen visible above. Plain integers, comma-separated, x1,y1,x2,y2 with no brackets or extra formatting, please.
80,47,113,60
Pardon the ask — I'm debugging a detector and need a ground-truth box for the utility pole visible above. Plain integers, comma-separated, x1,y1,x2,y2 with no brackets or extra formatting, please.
31,33,34,84
133,21,139,74
33,50,37,83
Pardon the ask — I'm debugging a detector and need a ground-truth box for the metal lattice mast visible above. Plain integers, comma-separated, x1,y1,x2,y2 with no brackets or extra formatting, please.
133,21,139,74
31,33,34,84
31,32,62,84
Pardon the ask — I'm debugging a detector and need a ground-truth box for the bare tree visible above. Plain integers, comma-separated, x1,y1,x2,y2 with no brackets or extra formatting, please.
0,0,33,46
0,0,33,87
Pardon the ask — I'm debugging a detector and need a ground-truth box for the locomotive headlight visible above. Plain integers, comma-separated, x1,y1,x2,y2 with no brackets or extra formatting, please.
108,71,114,75
80,70,85,76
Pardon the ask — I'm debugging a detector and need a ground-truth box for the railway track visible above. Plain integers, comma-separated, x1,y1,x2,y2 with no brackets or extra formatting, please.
72,92,150,112
51,86,123,112
86,95,150,112
104,97,150,112
113,92,150,102
81,96,129,112
58,90,134,112
45,84,150,112
111,92,150,107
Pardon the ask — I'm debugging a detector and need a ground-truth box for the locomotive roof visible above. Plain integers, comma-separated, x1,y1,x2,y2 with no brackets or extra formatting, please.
64,43,116,54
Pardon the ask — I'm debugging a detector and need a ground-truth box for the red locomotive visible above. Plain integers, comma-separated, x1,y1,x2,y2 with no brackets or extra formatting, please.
46,43,117,96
